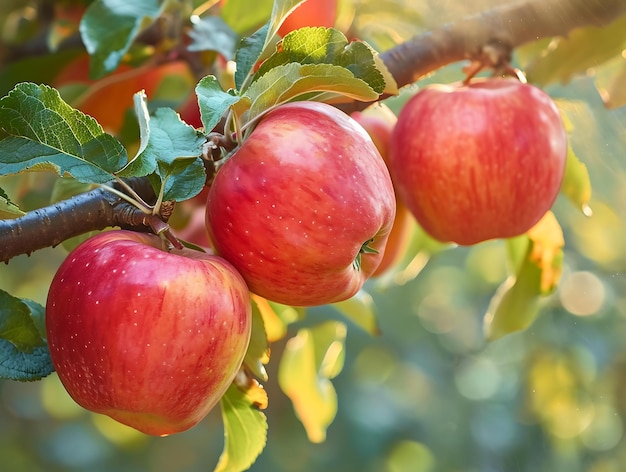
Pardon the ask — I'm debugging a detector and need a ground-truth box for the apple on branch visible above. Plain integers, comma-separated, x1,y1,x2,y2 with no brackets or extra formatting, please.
388,78,567,246
206,101,396,307
46,230,251,436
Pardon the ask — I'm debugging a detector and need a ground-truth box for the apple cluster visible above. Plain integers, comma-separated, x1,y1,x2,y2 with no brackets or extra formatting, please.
45,101,397,436
44,78,566,437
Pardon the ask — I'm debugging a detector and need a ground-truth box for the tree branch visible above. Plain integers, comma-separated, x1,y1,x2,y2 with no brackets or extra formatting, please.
2,0,626,262
380,0,626,89
0,178,156,263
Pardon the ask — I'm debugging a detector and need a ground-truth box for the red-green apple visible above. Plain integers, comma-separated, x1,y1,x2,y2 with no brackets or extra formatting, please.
278,0,338,37
388,78,567,245
206,101,396,306
351,104,414,277
46,230,251,436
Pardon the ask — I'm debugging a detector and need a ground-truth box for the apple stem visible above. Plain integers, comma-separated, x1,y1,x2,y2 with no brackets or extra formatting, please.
462,39,527,85
144,214,184,250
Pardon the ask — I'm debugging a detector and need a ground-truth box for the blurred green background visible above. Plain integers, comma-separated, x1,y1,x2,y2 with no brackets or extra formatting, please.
1,0,626,471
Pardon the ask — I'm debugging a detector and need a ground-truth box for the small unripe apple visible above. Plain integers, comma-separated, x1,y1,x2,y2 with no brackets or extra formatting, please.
388,78,567,245
351,104,413,277
46,230,251,436
206,101,396,306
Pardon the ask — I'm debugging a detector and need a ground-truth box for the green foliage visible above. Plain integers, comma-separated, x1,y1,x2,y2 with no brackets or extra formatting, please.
196,76,242,133
255,27,386,94
80,0,165,79
0,290,52,381
119,101,206,201
188,16,239,60
0,83,128,183
524,15,626,86
0,187,24,218
217,382,268,472
560,145,593,216
484,213,564,340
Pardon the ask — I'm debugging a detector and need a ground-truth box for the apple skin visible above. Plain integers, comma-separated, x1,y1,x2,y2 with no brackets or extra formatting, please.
388,78,567,246
277,0,338,37
206,101,396,306
351,105,414,277
46,230,251,436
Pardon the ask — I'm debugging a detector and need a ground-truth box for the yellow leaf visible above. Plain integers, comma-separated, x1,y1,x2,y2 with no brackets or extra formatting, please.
278,321,346,443
251,295,288,343
527,211,565,294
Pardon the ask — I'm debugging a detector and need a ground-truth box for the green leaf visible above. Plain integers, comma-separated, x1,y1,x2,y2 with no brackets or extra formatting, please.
278,320,346,443
0,187,25,219
483,268,540,342
0,342,53,382
234,23,270,92
0,83,127,183
132,90,151,160
256,27,386,94
79,0,164,79
158,157,206,202
525,15,626,86
216,383,268,472
0,289,53,381
484,213,564,341
188,16,239,60
560,145,593,217
242,62,377,125
196,76,242,132
120,107,206,201
221,0,274,35
244,302,270,381
332,289,380,336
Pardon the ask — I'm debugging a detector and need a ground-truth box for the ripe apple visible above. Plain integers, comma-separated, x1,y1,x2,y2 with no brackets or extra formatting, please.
388,78,567,245
277,0,338,36
351,104,414,277
206,101,396,306
46,230,251,436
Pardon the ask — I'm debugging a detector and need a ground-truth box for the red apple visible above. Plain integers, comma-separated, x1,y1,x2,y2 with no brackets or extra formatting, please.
351,104,414,277
46,230,251,436
206,101,396,306
388,78,567,245
277,0,338,37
